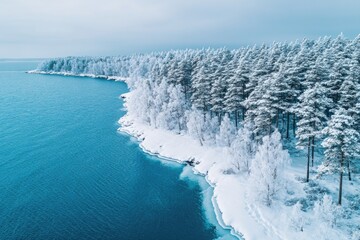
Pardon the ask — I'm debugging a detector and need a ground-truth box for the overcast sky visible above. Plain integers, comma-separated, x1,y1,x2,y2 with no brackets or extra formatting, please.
1,0,360,58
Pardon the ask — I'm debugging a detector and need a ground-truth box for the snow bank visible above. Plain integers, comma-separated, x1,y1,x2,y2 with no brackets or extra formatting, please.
27,70,129,82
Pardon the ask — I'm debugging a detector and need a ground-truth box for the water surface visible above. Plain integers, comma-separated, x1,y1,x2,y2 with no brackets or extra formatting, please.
0,60,228,240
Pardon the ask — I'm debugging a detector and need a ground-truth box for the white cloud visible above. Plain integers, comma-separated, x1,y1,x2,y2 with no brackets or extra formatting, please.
0,0,359,57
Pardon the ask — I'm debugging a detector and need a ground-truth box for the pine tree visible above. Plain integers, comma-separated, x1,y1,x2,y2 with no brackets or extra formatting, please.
167,58,182,86
224,57,249,128
245,78,279,141
338,66,359,111
352,96,360,133
326,58,350,104
246,56,268,97
284,43,311,136
296,82,332,182
271,65,294,133
178,58,192,99
191,64,212,112
210,67,227,120
321,108,360,205
304,57,329,89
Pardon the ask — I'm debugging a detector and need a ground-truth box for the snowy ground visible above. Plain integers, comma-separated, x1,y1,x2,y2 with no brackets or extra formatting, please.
119,92,360,240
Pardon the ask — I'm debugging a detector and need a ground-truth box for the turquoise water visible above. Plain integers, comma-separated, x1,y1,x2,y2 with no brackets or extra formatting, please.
0,60,230,240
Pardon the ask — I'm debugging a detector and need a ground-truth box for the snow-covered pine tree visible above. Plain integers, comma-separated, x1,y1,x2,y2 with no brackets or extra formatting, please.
326,58,350,105
178,58,192,99
271,65,293,132
303,57,329,90
321,108,360,205
245,55,268,98
167,58,182,86
245,78,279,141
338,66,359,111
331,33,348,62
210,66,227,121
338,66,360,181
296,82,332,182
352,95,360,134
190,64,212,112
283,42,311,136
224,57,249,128
282,61,301,138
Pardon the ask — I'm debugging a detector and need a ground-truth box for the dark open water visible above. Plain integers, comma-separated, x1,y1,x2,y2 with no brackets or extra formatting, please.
0,60,236,240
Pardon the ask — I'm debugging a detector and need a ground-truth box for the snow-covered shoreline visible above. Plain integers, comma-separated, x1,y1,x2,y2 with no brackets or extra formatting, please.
121,123,241,239
27,70,130,82
119,102,246,240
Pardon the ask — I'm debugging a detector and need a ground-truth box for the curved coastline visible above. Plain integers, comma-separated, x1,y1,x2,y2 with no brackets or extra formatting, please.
28,70,243,240
120,125,242,240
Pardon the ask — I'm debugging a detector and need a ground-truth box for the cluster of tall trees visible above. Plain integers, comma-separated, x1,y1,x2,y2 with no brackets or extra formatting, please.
38,34,360,205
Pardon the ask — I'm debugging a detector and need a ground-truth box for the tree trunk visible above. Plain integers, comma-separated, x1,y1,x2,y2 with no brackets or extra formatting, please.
293,113,296,136
269,116,272,136
242,82,246,121
306,137,311,182
178,118,182,133
338,151,344,205
234,110,238,129
311,136,315,167
286,112,290,139
347,159,352,181
282,112,285,133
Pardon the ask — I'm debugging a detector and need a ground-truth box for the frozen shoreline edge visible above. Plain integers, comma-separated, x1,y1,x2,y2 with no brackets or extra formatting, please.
119,126,242,240
29,70,243,240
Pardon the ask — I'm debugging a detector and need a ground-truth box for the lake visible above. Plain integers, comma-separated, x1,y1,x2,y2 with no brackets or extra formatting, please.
0,60,234,240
